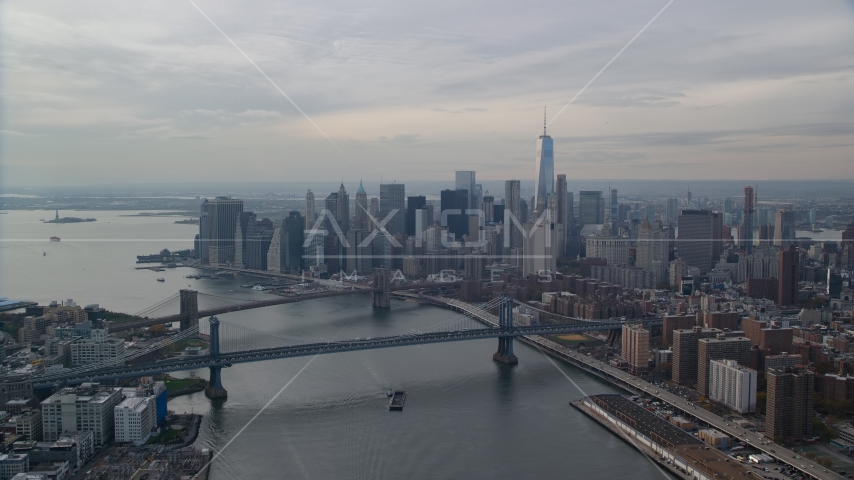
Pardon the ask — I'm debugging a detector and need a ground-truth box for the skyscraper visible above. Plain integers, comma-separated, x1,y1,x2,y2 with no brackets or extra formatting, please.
637,217,669,285
556,175,568,228
504,180,521,251
380,183,406,236
405,195,426,236
206,196,243,265
324,192,338,233
305,189,316,229
666,198,679,225
774,208,796,248
283,211,304,272
440,189,468,240
741,186,754,253
455,171,476,210
336,183,350,234
579,191,604,227
778,245,799,306
482,193,495,225
534,112,554,213
677,209,714,273
199,201,210,263
354,181,369,231
610,188,618,232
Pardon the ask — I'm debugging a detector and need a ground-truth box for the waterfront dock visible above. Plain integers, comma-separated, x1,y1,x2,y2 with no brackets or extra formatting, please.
571,395,761,480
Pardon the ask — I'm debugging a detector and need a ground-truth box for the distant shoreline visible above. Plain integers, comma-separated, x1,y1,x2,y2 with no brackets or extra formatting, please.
43,217,96,223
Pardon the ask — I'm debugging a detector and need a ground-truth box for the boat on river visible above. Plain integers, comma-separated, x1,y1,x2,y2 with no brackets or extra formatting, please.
388,390,406,411
386,388,394,397
157,278,165,282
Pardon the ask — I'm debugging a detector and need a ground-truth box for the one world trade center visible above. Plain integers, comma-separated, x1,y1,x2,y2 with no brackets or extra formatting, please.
534,107,554,213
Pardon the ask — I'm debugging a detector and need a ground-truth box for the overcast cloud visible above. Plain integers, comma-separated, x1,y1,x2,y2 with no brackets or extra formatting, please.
2,0,853,186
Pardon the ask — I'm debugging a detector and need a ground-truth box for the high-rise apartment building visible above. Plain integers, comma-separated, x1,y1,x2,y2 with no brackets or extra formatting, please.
534,120,554,213
305,189,316,229
579,191,604,227
380,183,406,236
621,324,649,374
672,327,721,385
697,336,751,396
741,186,754,253
766,367,814,440
677,209,714,273
778,245,799,306
708,359,757,414
455,171,476,210
206,196,244,265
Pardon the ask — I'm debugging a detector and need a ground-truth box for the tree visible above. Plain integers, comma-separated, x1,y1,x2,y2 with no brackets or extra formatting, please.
148,324,167,336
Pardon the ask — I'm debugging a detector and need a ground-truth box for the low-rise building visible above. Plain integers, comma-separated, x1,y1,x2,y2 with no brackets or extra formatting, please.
70,338,123,367
14,409,42,442
0,454,29,480
698,429,729,448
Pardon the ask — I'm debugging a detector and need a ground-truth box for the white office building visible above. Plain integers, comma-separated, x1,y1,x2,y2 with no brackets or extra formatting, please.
70,338,123,367
114,396,156,446
708,359,757,414
41,384,123,446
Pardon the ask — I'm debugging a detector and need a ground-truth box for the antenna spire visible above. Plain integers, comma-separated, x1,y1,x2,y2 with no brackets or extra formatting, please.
543,106,547,136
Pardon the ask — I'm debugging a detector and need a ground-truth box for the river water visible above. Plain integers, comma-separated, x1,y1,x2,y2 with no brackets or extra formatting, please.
1,210,668,479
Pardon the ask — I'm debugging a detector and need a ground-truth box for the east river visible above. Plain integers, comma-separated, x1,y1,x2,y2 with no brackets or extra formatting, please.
0,210,671,479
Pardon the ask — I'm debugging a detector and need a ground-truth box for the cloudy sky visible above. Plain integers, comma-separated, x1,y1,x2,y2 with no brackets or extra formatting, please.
2,0,853,186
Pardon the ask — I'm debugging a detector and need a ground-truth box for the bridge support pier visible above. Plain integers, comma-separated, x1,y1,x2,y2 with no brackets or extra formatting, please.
493,295,518,365
179,289,199,332
204,316,228,399
372,269,390,309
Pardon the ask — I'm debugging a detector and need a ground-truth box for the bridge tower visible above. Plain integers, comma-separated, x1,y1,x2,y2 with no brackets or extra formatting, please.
179,289,199,331
372,268,391,308
492,295,518,364
204,316,228,399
